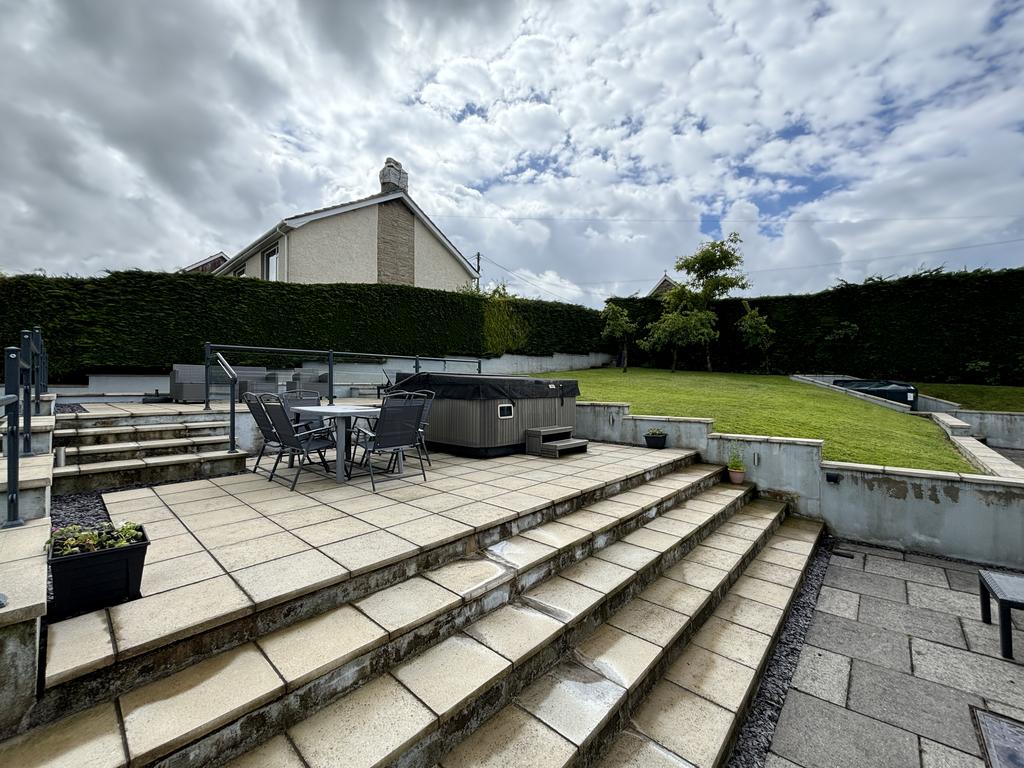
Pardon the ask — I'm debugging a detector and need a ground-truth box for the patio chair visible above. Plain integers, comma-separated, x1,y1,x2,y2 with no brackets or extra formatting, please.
281,389,329,432
346,396,426,492
412,389,435,466
260,394,336,491
242,392,280,475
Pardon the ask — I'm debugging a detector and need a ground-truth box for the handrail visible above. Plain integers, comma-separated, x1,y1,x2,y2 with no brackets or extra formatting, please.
202,342,483,410
2,328,47,529
213,353,239,453
4,348,24,529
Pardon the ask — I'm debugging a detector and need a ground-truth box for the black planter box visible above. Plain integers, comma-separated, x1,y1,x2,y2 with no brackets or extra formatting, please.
48,528,150,621
644,434,667,449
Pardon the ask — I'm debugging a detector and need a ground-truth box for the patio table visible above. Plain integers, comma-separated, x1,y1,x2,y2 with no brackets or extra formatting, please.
292,404,381,483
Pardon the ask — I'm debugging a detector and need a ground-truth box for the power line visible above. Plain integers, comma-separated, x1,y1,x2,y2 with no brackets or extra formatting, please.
429,212,1024,225
478,253,581,303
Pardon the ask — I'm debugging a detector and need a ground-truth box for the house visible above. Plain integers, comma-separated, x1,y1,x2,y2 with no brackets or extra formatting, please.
647,272,678,297
180,251,228,274
213,159,478,291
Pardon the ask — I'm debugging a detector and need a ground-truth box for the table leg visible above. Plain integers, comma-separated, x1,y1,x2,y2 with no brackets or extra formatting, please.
980,579,992,623
999,603,1013,659
333,417,345,484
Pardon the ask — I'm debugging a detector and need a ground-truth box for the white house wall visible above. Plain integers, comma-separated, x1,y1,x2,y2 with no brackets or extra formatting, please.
413,218,472,291
287,206,379,284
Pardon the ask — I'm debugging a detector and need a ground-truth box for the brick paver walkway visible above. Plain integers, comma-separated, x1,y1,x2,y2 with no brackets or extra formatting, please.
768,542,1024,768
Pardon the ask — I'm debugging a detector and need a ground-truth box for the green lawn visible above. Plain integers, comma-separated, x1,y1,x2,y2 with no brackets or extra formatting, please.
541,368,973,472
914,382,1024,412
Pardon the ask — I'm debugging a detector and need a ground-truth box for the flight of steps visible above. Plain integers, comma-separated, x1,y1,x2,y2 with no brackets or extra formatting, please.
0,462,821,768
52,407,247,494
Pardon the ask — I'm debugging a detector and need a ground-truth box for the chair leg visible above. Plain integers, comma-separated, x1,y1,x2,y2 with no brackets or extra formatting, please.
318,449,329,473
414,444,427,482
420,435,431,466
253,443,266,473
291,450,310,491
367,452,376,492
268,451,284,482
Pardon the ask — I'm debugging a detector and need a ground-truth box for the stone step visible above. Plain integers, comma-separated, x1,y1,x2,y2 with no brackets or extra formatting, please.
12,458,724,758
26,448,707,734
55,404,234,429
0,453,53,521
54,421,231,446
51,449,248,495
598,518,823,768
64,435,232,464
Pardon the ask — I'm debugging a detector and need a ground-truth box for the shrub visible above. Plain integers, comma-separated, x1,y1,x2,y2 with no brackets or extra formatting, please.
47,521,144,557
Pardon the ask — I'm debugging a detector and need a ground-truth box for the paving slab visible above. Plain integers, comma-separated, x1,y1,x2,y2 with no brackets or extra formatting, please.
730,574,794,610
920,739,986,768
222,734,306,768
598,730,696,768
822,564,907,602
772,689,919,768
518,661,627,747
354,576,461,638
961,616,1024,660
210,531,310,572
640,578,710,617
848,659,983,754
864,554,950,587
560,556,634,595
691,615,771,669
486,535,558,572
463,603,564,666
576,624,661,691
45,609,116,687
665,643,756,712
594,541,660,571
857,594,966,647
319,529,419,575
791,645,851,706
288,674,435,768
521,576,604,625
439,703,575,768
393,634,511,717
423,557,512,601
908,581,990,619
804,610,911,673
713,593,784,635
632,679,735,768
912,637,1024,709
120,643,283,766
0,701,126,768
814,585,860,620
232,549,348,608
258,605,387,689
607,597,689,648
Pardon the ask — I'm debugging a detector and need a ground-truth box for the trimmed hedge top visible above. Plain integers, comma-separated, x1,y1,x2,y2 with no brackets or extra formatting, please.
0,271,603,380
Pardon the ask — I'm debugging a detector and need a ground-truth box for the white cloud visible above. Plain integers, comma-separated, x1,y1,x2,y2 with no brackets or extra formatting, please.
0,0,1021,308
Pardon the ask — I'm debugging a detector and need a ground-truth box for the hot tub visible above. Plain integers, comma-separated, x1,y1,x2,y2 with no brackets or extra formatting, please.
393,372,580,457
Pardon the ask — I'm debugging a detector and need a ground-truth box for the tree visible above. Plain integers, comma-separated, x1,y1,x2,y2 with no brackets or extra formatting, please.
640,309,718,372
601,303,638,373
664,231,751,371
737,299,774,371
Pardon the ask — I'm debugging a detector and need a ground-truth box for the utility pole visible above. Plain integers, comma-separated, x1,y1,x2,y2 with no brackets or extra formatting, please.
475,252,481,290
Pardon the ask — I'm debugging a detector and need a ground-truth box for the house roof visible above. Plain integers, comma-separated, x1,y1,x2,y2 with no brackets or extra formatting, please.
180,251,228,273
647,273,679,297
214,191,478,278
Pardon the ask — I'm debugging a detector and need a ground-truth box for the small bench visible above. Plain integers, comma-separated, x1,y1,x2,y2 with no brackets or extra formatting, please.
979,570,1024,659
526,426,588,458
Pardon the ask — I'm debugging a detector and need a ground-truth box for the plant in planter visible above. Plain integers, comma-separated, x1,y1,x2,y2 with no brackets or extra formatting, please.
727,451,746,484
46,521,149,621
644,427,667,449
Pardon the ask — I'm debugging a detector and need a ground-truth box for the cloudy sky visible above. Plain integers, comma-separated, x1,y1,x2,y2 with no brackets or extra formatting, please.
2,0,1022,307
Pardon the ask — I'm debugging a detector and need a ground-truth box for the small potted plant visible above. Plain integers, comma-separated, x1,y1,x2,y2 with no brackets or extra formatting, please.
644,427,667,449
46,521,149,621
727,451,746,484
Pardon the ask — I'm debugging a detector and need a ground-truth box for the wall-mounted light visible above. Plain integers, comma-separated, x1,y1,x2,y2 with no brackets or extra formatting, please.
825,472,842,484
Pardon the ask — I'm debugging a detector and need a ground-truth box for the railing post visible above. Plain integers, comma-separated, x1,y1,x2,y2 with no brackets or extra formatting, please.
5,347,23,528
228,378,237,453
327,351,335,405
414,356,421,374
203,342,212,410
32,327,42,414
477,359,483,374
20,331,32,454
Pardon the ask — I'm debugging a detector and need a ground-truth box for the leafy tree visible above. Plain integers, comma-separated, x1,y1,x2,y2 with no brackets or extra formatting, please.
737,299,774,371
601,303,638,372
640,309,718,372
664,231,750,371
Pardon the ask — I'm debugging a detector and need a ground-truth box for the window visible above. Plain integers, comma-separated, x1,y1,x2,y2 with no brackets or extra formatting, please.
498,404,514,419
263,245,279,281
233,266,245,277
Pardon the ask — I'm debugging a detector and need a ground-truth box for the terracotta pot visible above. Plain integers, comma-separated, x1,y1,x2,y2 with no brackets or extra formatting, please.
728,469,746,484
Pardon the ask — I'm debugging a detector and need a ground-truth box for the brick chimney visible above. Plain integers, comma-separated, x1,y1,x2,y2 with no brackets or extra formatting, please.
379,157,409,194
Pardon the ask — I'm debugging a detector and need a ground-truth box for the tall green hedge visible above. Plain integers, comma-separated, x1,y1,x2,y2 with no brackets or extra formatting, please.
611,268,1024,384
0,271,602,381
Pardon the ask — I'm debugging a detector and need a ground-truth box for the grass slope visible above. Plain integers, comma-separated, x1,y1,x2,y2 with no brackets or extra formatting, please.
914,382,1024,412
543,368,973,472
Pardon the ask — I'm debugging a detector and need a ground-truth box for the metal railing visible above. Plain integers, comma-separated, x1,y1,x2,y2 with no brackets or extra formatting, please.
202,343,483,411
213,352,239,454
3,327,46,530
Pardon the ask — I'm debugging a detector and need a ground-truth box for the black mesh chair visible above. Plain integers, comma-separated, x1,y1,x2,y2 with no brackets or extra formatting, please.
260,394,336,490
242,392,280,475
413,389,435,466
346,396,426,491
281,389,329,433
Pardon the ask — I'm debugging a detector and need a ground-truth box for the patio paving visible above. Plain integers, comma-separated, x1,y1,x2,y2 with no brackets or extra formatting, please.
768,541,1024,768
47,441,695,676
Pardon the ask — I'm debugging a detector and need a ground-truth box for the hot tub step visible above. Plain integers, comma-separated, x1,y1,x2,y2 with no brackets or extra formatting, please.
538,437,589,458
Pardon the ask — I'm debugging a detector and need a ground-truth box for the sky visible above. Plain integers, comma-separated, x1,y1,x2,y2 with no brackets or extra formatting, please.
1,0,1022,308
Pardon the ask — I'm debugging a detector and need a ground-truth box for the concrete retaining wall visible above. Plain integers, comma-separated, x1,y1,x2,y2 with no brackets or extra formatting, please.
916,393,960,413
790,374,912,412
953,410,1024,450
575,400,1023,568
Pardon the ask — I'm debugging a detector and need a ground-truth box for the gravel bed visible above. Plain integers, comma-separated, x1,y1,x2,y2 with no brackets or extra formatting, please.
725,531,835,768
50,490,111,529
54,402,87,414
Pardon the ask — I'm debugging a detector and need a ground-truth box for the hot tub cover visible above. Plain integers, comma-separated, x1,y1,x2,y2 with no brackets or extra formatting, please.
394,372,580,400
